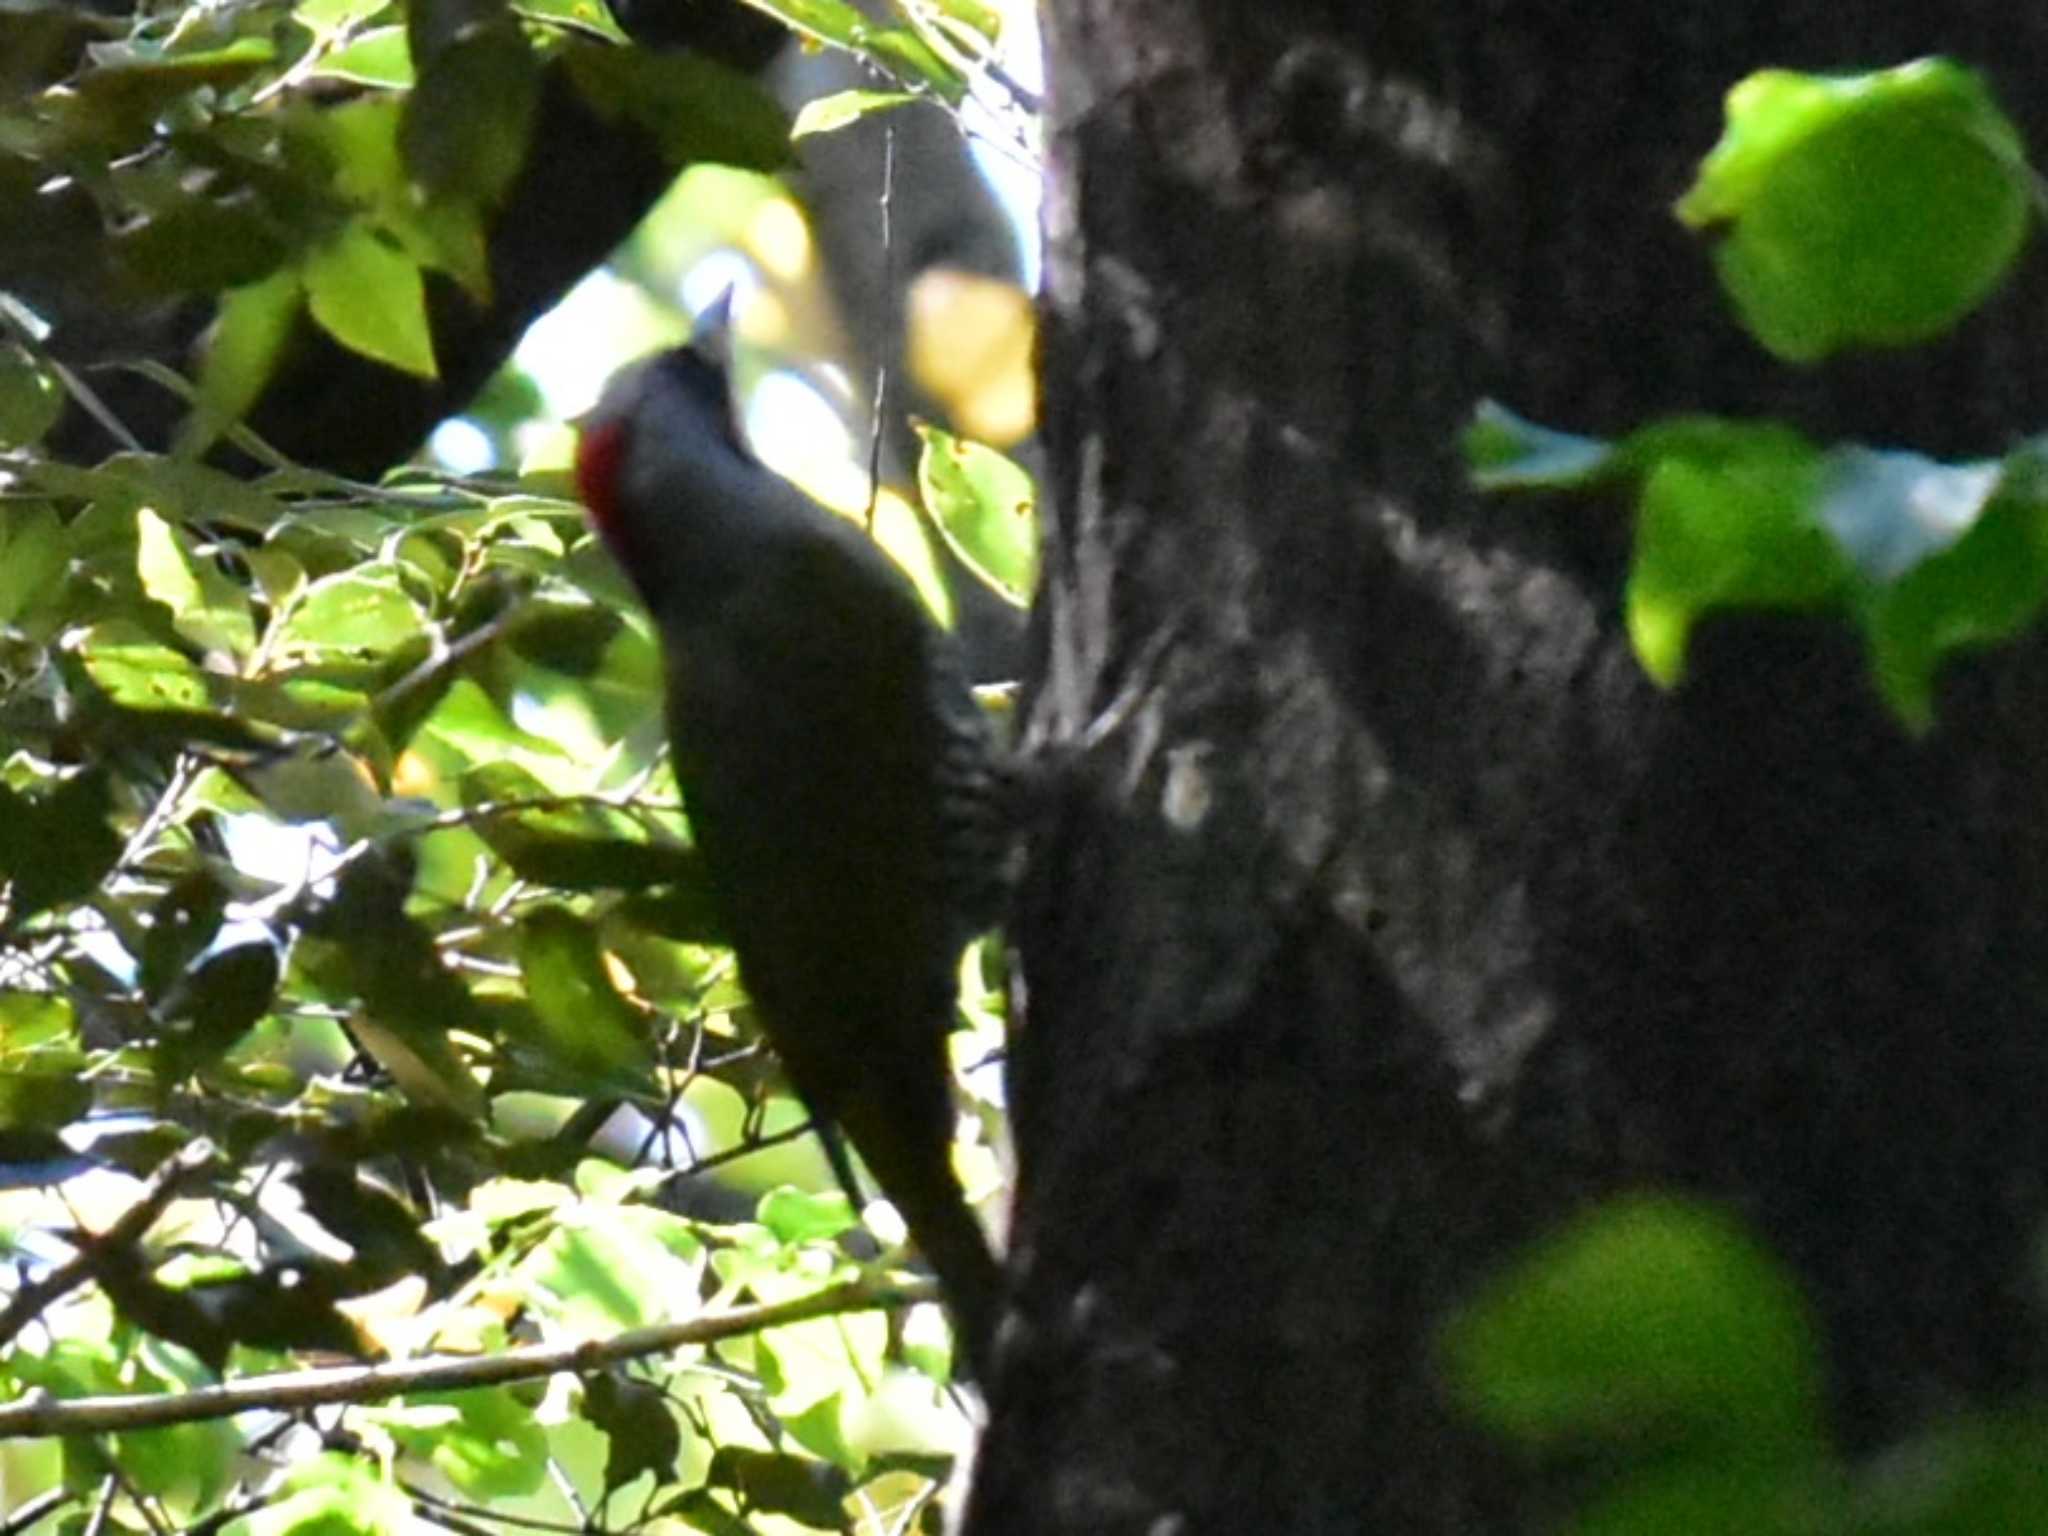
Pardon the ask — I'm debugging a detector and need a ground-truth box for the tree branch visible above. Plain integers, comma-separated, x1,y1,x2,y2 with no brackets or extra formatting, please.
0,1276,938,1440
0,1139,218,1349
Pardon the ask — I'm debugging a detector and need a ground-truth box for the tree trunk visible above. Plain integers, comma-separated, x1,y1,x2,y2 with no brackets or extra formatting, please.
971,4,2048,1529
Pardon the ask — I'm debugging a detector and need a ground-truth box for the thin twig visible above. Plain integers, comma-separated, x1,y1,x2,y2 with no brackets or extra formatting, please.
865,117,898,532
0,1275,939,1440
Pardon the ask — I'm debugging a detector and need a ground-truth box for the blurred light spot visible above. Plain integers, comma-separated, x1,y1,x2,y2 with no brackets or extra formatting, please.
683,251,757,324
744,287,792,348
514,268,685,421
429,417,495,475
747,198,813,281
218,813,340,891
748,369,855,490
517,419,577,475
907,267,1037,444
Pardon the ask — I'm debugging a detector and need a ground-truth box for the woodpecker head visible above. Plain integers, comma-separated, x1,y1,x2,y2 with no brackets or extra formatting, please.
574,291,759,609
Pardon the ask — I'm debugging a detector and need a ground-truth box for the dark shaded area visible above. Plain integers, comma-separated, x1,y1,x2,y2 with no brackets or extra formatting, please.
979,4,2048,1531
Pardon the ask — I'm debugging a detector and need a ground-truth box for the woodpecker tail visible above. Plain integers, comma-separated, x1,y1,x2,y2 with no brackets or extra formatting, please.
825,1090,1004,1382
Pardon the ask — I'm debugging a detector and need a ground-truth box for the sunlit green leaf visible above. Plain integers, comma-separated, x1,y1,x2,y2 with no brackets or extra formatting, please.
135,507,257,657
277,569,426,655
310,24,414,87
0,993,89,1132
297,0,392,34
521,1210,704,1333
229,1453,414,1536
735,0,965,101
182,267,303,456
1677,59,2031,361
758,1186,857,1244
791,89,919,139
1626,423,1843,685
377,1389,549,1500
303,222,438,378
915,423,1037,607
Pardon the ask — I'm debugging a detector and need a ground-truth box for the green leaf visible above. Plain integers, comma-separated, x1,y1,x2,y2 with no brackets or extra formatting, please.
229,1453,414,1536
310,24,414,88
1854,448,2048,730
521,1210,703,1332
303,222,438,378
460,761,708,890
506,599,625,675
0,768,124,923
113,194,292,298
67,35,276,143
277,569,426,655
915,423,1038,607
758,1185,857,1244
780,1393,862,1474
929,0,1002,47
562,40,791,172
298,0,394,35
0,501,67,625
111,1398,243,1510
377,1389,549,1500
298,95,492,299
1677,59,2031,362
400,17,539,209
1852,1415,2048,1535
736,0,966,101
135,506,257,657
1570,1456,1843,1536
514,906,656,1091
0,341,63,447
707,1445,854,1531
1462,400,1618,492
1441,1196,1824,1459
300,851,489,1119
182,267,304,456
1622,422,1846,686
584,1372,683,1495
0,992,88,1133
791,89,919,140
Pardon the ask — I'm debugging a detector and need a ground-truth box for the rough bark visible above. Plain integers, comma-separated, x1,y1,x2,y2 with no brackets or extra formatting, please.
974,5,2048,1530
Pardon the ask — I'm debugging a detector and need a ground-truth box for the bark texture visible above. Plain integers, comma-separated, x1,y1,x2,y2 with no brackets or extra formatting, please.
973,5,2048,1530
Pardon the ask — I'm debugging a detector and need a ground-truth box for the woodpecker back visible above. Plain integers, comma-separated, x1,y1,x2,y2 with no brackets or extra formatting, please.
576,323,1006,1374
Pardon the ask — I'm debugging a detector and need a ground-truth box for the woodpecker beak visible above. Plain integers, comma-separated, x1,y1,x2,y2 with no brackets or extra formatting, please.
690,285,738,373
